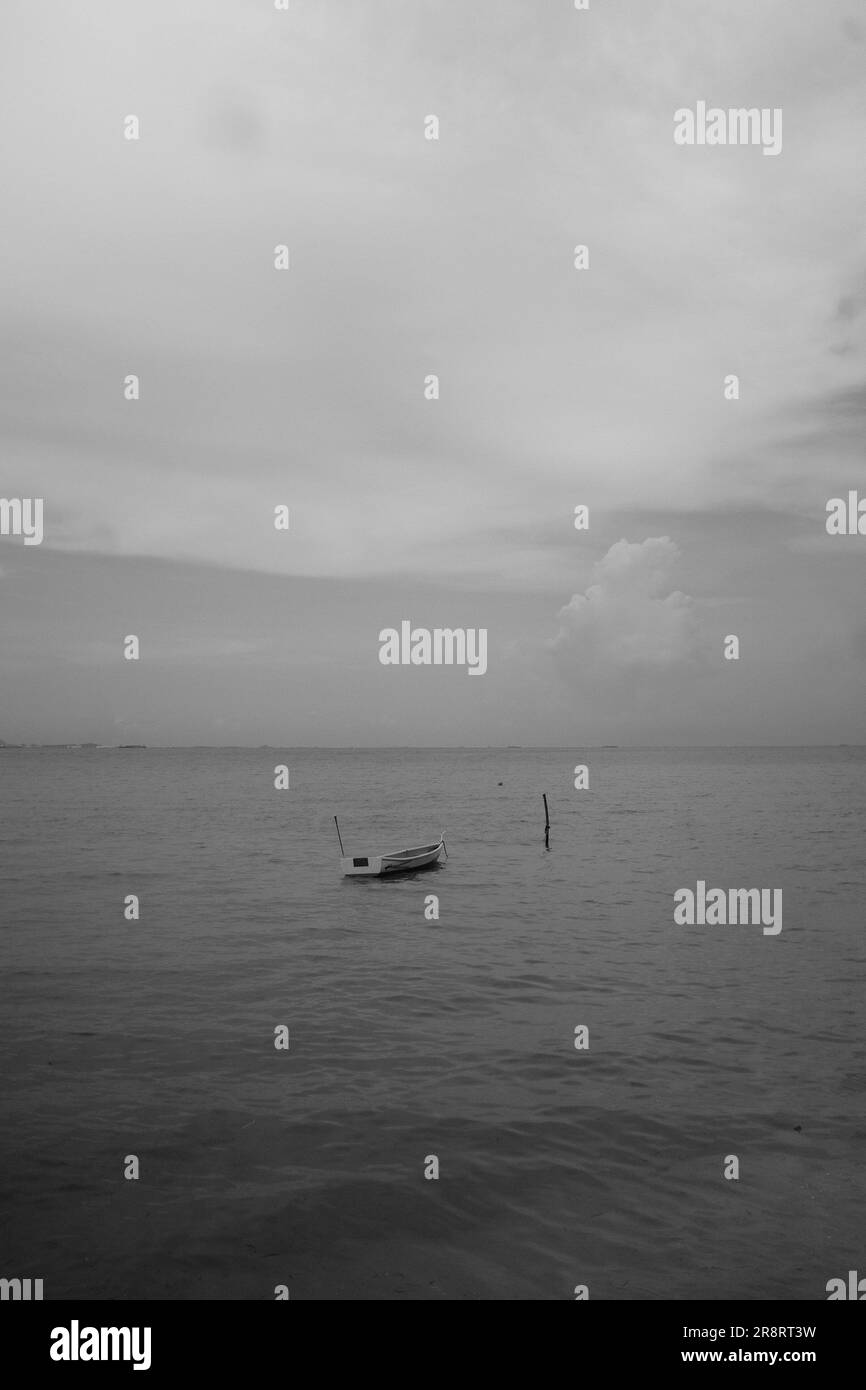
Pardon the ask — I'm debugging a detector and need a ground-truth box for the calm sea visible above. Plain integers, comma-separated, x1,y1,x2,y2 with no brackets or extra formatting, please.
1,747,864,1300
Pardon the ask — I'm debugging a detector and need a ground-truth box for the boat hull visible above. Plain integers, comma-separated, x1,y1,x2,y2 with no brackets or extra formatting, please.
341,839,445,877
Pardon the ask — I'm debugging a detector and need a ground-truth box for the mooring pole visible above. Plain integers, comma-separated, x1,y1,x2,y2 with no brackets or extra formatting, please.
334,816,345,856
543,793,550,850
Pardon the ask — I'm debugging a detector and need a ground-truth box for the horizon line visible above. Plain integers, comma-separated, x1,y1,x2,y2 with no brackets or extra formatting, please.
3,743,864,752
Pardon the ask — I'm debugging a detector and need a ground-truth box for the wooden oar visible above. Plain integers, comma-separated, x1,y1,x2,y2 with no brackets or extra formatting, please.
334,816,345,856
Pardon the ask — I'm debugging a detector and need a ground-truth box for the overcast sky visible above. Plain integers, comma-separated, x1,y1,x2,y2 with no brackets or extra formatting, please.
1,0,864,744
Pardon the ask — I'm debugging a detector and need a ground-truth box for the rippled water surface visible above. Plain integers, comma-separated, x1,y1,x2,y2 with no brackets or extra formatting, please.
1,747,864,1299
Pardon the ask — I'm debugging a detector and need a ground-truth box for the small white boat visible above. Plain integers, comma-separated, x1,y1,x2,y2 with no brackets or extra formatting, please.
339,836,447,877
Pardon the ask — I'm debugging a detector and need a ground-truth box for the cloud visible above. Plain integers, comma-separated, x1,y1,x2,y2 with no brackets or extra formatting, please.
550,538,700,674
2,1,865,587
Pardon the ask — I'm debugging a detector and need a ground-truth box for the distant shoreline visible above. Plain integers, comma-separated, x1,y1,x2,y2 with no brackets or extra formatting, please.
1,744,863,752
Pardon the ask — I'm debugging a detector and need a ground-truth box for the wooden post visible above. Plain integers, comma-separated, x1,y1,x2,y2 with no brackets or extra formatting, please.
543,794,550,850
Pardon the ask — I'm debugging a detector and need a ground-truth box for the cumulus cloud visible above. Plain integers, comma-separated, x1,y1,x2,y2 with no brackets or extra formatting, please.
550,538,700,673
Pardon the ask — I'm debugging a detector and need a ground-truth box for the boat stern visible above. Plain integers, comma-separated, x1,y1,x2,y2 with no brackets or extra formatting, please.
340,854,383,876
